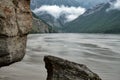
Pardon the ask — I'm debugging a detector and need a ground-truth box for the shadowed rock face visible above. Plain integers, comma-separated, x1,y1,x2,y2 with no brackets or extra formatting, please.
44,56,102,80
0,0,32,67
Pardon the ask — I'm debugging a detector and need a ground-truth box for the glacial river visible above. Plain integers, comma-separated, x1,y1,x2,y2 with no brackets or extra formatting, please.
0,33,120,80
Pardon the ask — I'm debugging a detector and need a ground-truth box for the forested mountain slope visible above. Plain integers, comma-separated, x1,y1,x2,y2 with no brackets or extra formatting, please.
64,3,120,33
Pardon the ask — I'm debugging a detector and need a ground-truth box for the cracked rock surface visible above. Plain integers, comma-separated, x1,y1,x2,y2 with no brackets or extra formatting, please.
0,0,32,67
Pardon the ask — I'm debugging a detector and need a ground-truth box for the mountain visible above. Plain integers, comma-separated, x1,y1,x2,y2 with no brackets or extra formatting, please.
30,12,56,33
30,0,81,10
30,0,83,31
76,0,109,9
64,3,120,33
30,0,109,10
35,12,67,32
30,0,111,32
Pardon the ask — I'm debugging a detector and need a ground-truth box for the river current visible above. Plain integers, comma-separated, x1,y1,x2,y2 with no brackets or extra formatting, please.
0,33,120,80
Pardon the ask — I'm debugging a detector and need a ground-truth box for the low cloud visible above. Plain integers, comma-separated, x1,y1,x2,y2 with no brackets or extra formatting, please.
107,0,120,11
33,5,86,22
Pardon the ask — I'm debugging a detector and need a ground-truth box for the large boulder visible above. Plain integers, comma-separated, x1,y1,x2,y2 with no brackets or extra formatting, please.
0,0,32,67
44,56,102,80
